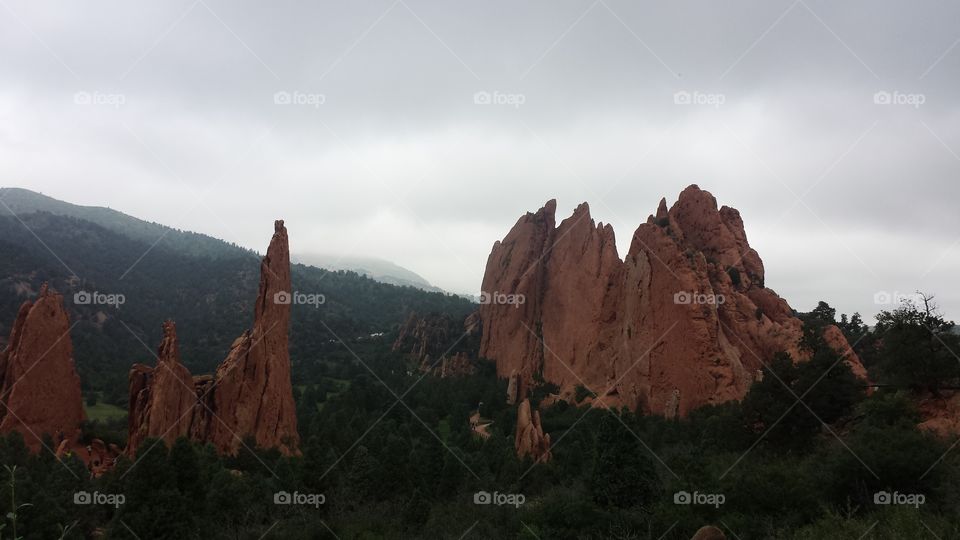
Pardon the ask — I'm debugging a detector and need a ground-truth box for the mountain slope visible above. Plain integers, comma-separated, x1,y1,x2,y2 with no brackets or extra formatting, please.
0,212,475,401
1,188,444,291
293,253,444,292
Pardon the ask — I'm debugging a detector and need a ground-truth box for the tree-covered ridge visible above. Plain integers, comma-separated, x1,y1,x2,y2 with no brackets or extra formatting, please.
0,212,475,400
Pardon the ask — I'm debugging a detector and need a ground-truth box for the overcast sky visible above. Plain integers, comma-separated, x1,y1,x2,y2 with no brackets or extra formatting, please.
2,0,959,321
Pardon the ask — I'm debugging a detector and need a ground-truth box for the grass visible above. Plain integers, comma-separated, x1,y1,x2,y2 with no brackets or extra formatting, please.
84,399,127,422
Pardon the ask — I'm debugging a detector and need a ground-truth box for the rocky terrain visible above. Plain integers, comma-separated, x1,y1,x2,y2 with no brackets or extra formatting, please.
392,311,480,377
128,220,300,456
479,185,866,417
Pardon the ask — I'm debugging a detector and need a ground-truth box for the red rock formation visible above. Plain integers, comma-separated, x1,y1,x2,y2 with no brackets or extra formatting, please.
125,221,300,456
127,321,197,454
393,312,478,377
514,398,551,463
691,526,726,540
0,284,85,451
480,185,866,416
208,220,300,456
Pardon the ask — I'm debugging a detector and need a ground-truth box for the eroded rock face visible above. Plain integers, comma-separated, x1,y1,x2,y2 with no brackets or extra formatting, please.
208,220,301,456
479,185,866,416
0,284,86,451
393,311,479,377
127,321,197,454
514,398,551,463
126,221,300,456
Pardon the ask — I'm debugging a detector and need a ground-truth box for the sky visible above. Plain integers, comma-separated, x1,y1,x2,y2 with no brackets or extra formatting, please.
1,0,959,321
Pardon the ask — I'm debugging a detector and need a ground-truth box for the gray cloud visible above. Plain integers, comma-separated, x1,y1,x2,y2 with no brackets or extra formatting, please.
1,0,959,321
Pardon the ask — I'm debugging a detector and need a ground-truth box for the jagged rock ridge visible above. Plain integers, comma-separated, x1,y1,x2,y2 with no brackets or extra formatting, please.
479,185,866,416
127,220,300,456
392,311,480,377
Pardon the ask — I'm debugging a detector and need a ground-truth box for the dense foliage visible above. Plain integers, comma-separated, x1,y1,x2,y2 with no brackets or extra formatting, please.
1,304,959,539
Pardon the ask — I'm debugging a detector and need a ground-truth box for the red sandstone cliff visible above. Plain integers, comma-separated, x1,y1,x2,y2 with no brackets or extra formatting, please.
480,185,866,416
126,221,300,456
0,284,86,451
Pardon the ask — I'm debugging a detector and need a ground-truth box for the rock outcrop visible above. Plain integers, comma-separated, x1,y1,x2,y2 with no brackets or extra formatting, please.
392,311,479,377
126,221,300,456
127,321,197,452
514,398,551,463
479,185,866,416
208,220,300,456
0,284,86,451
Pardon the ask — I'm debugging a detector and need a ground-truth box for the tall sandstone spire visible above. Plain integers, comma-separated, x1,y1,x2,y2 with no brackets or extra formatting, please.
0,284,86,451
209,220,300,455
480,185,866,417
126,220,300,456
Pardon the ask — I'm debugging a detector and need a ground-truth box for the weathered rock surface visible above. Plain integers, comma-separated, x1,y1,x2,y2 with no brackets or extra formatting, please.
126,221,300,456
393,311,479,377
127,320,197,453
480,185,866,416
514,398,551,463
0,284,86,451
209,220,300,456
